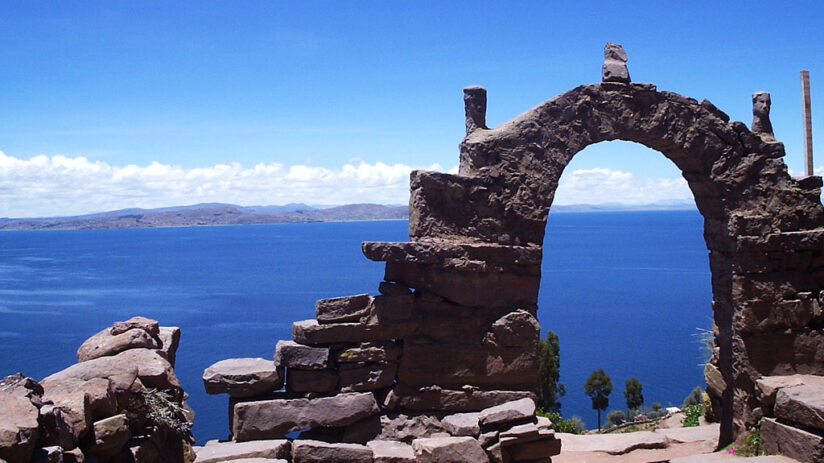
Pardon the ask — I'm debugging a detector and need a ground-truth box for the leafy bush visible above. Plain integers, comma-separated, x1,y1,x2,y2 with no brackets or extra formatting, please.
682,404,703,427
606,410,626,427
537,409,585,434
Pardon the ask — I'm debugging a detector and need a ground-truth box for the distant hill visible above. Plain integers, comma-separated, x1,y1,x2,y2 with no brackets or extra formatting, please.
550,200,696,213
0,203,409,231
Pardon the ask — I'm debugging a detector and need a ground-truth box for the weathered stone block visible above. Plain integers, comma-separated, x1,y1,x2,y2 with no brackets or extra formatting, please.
291,440,373,463
479,398,535,428
77,327,159,362
761,417,824,463
233,392,380,441
316,294,372,324
384,261,539,309
385,386,535,413
274,340,330,370
285,369,339,393
487,310,539,348
87,414,131,458
339,362,398,392
399,336,536,390
194,439,291,463
0,390,40,463
775,382,824,431
367,295,415,323
336,342,402,364
376,413,445,443
505,435,561,460
441,412,480,437
343,414,382,444
202,357,283,398
157,326,181,366
755,375,809,407
112,316,160,337
412,436,489,463
367,439,416,463
293,319,382,345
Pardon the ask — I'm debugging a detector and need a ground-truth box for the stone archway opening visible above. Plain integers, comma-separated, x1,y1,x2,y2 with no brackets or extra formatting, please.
539,140,714,428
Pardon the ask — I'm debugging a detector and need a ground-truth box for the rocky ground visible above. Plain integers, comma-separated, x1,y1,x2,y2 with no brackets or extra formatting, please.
554,420,800,463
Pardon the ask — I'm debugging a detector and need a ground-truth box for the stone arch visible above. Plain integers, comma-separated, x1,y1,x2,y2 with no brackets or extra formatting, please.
404,79,824,445
218,47,824,459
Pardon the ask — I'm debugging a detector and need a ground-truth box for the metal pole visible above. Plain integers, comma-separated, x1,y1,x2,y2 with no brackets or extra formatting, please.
801,70,813,176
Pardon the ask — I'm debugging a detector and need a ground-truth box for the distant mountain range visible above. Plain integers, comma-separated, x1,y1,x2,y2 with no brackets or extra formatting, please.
0,200,697,231
549,199,697,213
0,203,409,231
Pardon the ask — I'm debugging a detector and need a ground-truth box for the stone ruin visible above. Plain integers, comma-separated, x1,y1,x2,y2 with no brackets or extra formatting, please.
194,43,824,462
3,43,824,462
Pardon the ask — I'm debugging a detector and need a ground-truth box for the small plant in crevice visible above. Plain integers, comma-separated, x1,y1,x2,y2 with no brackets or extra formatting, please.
733,422,764,457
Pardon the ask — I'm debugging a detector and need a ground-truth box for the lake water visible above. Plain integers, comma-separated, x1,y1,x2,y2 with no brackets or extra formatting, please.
0,210,711,442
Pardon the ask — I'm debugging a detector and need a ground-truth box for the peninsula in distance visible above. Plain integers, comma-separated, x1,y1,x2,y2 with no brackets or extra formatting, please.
0,200,697,231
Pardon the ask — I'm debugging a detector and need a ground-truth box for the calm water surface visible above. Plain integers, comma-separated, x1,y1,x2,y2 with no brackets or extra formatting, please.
0,211,711,441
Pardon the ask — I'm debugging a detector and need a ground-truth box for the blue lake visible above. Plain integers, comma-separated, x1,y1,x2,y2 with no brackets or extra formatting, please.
0,210,711,442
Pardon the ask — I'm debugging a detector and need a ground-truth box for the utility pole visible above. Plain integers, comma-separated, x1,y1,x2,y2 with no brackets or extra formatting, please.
801,70,813,176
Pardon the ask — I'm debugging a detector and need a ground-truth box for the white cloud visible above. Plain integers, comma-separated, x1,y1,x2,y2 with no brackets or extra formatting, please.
0,151,452,218
553,168,693,205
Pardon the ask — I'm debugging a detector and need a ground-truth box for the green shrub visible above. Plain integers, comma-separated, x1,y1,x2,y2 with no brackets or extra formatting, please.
537,409,585,434
606,410,625,427
682,404,703,427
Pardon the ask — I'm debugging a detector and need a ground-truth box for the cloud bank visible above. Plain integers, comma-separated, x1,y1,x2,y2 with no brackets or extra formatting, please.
553,167,693,206
0,151,733,218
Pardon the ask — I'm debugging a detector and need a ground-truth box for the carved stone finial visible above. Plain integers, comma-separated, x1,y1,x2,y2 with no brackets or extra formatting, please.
602,43,630,83
464,86,487,134
751,91,774,139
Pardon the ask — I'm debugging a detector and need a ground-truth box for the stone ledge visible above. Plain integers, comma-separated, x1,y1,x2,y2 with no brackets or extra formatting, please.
362,241,542,266
736,228,824,252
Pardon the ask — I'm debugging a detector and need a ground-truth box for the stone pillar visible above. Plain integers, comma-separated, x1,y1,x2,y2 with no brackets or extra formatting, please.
751,91,775,139
602,42,630,83
464,86,487,134
801,71,813,176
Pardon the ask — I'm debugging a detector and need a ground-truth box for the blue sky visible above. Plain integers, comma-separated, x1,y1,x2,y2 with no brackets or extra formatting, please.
1,1,823,217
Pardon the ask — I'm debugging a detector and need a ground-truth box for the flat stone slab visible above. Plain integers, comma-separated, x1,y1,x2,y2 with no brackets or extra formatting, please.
291,440,373,463
441,412,480,437
315,294,371,324
558,431,668,455
775,381,824,431
194,439,291,463
362,241,542,266
478,397,536,427
655,423,720,444
274,340,329,370
411,436,489,463
385,387,536,412
233,392,380,441
670,454,799,463
757,374,824,407
367,440,415,463
202,357,283,398
292,319,383,345
762,416,824,463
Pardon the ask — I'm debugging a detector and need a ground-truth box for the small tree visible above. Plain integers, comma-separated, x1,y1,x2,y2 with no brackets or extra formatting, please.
584,369,613,431
537,330,566,412
624,377,644,411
